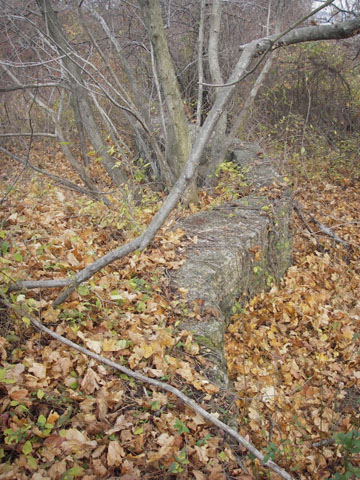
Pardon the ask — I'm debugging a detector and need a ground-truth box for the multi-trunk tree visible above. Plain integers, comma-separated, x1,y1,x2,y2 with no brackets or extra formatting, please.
2,0,351,194
2,4,360,477
1,0,360,297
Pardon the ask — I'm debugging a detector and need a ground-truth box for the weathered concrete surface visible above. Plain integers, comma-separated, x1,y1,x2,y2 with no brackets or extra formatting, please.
171,143,292,388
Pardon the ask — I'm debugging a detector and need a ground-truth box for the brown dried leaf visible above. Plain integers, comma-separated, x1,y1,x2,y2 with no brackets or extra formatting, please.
107,440,125,466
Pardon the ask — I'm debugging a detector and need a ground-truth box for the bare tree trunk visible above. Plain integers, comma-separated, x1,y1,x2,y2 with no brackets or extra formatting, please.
138,0,198,204
201,0,228,183
208,0,226,136
35,0,128,186
71,94,89,167
196,0,206,130
150,44,168,146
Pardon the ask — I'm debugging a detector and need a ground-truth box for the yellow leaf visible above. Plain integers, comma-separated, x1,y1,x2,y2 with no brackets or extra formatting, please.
67,252,79,266
62,429,97,455
102,338,122,352
202,383,220,394
316,353,328,363
193,470,207,480
261,386,275,404
47,411,60,425
143,343,154,359
177,361,194,382
85,340,102,354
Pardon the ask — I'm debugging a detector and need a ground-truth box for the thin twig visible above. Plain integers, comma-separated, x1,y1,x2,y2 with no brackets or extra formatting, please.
0,90,37,206
294,202,352,248
0,147,108,199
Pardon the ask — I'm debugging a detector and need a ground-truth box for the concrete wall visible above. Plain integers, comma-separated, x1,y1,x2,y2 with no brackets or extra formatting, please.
170,143,292,388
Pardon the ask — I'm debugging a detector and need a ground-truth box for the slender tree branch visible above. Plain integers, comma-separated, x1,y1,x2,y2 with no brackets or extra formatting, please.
151,44,167,143
0,147,105,198
196,0,206,129
0,91,36,205
0,54,68,68
0,82,67,93
0,133,56,138
201,0,343,88
310,216,350,246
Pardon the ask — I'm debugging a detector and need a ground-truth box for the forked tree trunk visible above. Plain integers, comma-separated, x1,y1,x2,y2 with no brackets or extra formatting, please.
84,5,173,188
138,0,198,204
36,0,128,186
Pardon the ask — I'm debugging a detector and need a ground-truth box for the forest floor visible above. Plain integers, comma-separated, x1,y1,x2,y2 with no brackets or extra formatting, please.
0,142,359,480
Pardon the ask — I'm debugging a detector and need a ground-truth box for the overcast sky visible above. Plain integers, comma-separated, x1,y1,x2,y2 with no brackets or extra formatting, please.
312,0,358,21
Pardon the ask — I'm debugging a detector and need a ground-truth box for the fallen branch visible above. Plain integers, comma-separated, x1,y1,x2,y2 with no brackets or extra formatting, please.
1,293,294,480
311,438,335,448
294,202,350,247
310,216,349,246
293,202,318,244
8,279,71,292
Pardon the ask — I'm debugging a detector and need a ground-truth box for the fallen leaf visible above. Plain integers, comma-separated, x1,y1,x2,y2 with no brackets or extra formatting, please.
81,367,100,394
107,440,125,466
28,362,46,379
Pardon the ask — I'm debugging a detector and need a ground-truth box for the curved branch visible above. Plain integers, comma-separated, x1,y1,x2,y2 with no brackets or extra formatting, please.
0,132,56,138
202,3,360,88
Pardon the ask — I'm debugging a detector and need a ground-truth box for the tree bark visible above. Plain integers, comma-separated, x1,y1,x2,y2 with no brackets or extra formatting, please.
196,0,206,129
138,0,198,203
208,0,224,94
70,94,89,167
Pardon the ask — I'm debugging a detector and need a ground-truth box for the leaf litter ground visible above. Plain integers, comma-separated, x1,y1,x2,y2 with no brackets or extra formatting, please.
0,150,359,479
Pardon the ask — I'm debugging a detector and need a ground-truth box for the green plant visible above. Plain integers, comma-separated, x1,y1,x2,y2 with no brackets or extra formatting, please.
168,448,189,474
330,431,360,480
4,423,32,445
173,418,189,435
263,441,281,463
214,161,248,201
